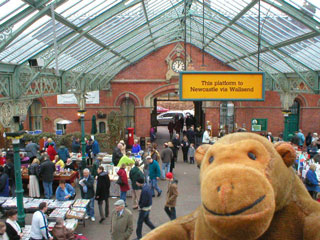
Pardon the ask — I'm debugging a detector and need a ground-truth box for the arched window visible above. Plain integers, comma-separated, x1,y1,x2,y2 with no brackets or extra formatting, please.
99,122,106,133
120,98,135,130
28,100,42,130
220,101,234,134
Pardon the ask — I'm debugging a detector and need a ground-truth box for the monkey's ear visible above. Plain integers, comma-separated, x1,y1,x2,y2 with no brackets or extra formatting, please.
274,142,296,167
195,144,211,166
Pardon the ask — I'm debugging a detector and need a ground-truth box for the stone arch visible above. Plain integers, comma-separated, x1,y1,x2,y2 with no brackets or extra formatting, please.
114,91,141,107
144,83,179,107
295,94,308,108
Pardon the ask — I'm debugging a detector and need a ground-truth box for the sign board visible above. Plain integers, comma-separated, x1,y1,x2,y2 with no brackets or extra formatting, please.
251,118,268,132
180,71,265,101
57,91,100,104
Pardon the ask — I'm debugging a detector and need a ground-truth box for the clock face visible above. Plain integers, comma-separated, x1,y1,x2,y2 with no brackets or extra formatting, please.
172,59,185,73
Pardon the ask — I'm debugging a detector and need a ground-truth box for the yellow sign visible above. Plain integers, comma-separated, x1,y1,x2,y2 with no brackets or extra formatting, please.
180,72,265,101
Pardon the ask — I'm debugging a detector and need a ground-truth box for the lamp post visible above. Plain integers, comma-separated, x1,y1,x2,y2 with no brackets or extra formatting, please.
78,110,87,171
4,131,26,227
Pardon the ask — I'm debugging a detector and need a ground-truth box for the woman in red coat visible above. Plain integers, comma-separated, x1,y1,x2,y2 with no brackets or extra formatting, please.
47,143,57,161
117,163,130,205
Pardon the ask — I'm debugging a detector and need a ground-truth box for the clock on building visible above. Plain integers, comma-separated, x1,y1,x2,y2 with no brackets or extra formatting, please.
172,59,185,73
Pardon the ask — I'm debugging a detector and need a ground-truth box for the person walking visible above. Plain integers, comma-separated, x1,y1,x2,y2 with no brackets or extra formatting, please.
5,209,23,240
181,135,189,163
188,143,195,164
28,158,40,198
30,202,52,240
168,142,175,173
297,129,305,148
164,172,178,220
4,153,15,197
79,168,95,222
148,156,162,197
91,139,100,164
95,166,110,224
168,121,174,140
117,164,130,205
172,134,180,163
134,178,156,240
129,161,144,209
110,200,133,240
160,143,173,179
71,138,80,154
40,155,55,199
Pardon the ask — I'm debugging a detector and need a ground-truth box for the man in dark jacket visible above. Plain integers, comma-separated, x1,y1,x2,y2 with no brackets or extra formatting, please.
160,143,173,180
95,166,110,224
40,154,56,199
79,168,95,221
129,161,144,209
171,134,180,163
112,143,123,166
25,140,39,162
71,138,80,153
186,126,195,144
4,153,15,197
134,178,156,240
0,166,9,197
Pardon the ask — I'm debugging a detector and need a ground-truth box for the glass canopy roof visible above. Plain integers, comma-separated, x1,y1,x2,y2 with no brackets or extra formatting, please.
0,0,319,82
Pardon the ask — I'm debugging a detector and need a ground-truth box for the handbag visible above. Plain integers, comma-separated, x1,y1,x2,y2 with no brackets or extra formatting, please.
116,176,124,186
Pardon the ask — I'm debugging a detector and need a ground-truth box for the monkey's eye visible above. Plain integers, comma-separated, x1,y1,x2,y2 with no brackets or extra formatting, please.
248,152,256,160
209,156,214,164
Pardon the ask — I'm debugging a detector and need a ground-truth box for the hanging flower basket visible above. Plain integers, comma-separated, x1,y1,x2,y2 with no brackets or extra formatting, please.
97,111,106,118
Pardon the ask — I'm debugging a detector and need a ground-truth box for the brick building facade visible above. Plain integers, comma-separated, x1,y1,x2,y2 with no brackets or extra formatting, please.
25,43,320,138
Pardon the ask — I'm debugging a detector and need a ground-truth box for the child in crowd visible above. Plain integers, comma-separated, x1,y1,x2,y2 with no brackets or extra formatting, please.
164,172,178,220
188,143,195,164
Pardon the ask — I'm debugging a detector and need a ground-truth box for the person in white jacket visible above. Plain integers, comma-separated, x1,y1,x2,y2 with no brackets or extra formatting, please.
30,202,52,240
202,129,211,144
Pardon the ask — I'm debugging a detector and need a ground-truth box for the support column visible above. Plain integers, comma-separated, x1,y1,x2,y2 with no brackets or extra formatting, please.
5,131,26,227
75,92,87,174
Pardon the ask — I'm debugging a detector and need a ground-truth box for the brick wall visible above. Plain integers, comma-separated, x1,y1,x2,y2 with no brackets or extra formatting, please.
26,43,320,138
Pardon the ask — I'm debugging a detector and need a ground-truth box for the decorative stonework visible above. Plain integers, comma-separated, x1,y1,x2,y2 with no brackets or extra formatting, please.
0,100,32,129
279,92,297,111
165,43,191,81
0,26,13,42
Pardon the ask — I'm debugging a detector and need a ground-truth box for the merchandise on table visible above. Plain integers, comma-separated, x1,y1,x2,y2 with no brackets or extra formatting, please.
21,225,32,240
48,218,78,231
48,200,74,209
0,197,12,206
73,199,90,208
66,207,86,219
49,207,69,219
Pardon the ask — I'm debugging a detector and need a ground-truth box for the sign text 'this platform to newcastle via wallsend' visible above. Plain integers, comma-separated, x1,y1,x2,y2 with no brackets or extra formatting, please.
179,71,265,101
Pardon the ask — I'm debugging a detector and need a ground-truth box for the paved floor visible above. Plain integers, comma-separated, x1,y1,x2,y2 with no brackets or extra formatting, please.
26,127,202,239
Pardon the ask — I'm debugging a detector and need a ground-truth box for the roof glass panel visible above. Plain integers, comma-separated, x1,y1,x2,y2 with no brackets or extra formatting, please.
0,0,27,24
55,0,121,27
89,2,145,45
236,1,312,46
284,0,320,22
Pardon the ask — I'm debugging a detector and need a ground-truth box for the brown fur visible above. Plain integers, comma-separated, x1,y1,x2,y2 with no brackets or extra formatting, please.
142,132,320,240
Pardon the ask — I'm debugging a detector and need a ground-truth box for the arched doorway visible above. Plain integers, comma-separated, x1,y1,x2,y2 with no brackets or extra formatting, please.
288,100,300,134
120,98,135,130
28,100,42,131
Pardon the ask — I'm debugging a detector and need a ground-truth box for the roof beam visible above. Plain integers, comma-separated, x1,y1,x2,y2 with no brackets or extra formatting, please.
204,0,259,49
0,0,66,52
141,0,156,49
262,0,320,33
